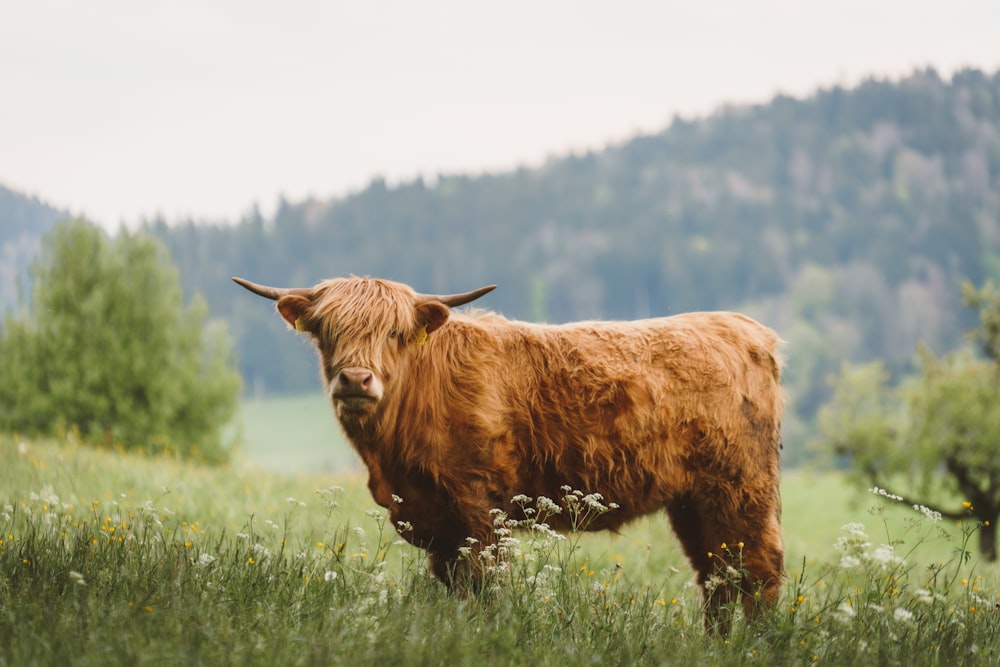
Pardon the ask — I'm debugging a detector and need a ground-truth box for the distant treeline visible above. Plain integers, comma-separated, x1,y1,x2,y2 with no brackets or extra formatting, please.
3,68,999,465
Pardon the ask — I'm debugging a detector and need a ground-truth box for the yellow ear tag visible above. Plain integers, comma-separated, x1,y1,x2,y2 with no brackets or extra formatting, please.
414,325,429,346
295,317,307,332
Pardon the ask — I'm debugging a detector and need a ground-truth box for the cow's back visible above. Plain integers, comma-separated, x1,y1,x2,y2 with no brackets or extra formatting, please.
464,311,783,527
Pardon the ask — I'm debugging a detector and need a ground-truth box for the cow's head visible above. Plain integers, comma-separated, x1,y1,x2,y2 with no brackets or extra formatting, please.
233,276,495,420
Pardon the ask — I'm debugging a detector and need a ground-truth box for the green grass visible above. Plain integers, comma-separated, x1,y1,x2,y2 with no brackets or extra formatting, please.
3,433,999,666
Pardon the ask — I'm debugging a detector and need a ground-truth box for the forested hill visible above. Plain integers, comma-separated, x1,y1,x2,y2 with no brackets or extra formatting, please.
4,68,998,463
0,185,66,311
147,68,1000,424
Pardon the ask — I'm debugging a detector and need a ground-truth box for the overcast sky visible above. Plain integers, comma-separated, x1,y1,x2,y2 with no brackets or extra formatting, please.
2,1,999,229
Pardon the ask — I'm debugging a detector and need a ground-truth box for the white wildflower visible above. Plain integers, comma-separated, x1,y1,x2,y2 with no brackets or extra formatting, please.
582,493,608,512
870,544,905,570
913,505,942,522
842,522,868,537
365,508,382,519
535,496,562,515
68,570,86,586
529,522,565,540
353,526,365,539
323,570,338,582
197,553,217,567
511,494,532,505
870,486,903,501
286,497,306,508
893,607,914,624
835,601,855,622
391,494,404,504
839,555,862,570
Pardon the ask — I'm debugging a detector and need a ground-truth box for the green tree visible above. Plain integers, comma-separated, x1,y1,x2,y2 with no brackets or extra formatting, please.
819,281,1000,560
0,220,241,462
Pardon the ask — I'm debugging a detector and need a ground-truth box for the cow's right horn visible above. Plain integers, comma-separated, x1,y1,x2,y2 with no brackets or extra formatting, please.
420,284,497,308
232,277,313,300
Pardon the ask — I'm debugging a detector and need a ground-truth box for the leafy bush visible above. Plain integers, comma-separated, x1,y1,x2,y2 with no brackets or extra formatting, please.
0,220,241,462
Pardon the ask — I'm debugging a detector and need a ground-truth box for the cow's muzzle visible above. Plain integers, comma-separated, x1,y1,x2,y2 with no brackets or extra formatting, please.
331,367,384,410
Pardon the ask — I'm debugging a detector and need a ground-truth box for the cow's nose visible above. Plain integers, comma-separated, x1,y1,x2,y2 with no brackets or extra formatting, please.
338,367,374,393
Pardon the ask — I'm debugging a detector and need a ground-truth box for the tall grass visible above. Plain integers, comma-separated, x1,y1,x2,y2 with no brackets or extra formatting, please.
2,435,998,666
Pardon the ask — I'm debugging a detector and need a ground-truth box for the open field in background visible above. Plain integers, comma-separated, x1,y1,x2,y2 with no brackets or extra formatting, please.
3,397,1000,664
236,393,359,474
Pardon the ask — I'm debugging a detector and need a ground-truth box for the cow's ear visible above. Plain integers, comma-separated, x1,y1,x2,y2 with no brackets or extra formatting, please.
415,301,450,335
276,294,313,331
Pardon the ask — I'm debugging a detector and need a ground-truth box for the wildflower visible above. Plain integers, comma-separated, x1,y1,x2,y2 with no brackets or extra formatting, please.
396,520,413,533
893,607,914,624
870,487,903,501
839,555,861,569
535,496,562,515
68,570,86,586
286,497,306,508
834,602,855,622
913,505,942,522
870,544,905,570
323,570,338,582
391,494,404,504
841,522,867,537
197,553,217,567
963,501,973,510
365,508,382,519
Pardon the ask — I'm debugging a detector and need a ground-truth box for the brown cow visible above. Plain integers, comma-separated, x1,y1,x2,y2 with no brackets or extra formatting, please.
234,275,784,632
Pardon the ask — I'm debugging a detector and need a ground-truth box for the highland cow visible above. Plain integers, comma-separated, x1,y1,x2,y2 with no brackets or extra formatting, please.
234,275,784,631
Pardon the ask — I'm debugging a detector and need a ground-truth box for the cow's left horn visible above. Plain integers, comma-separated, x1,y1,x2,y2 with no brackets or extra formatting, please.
232,277,313,300
421,284,497,308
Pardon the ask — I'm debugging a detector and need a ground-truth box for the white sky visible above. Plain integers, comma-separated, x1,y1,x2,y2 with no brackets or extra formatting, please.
2,1,999,229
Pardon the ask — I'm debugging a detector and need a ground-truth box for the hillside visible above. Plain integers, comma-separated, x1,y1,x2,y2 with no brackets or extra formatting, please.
0,185,67,311
3,68,999,464
142,68,1000,460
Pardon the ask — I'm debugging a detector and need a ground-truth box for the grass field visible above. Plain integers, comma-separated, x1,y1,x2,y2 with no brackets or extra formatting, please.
3,402,1000,665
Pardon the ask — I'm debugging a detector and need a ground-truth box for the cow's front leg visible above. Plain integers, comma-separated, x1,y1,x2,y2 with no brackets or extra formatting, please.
425,500,497,594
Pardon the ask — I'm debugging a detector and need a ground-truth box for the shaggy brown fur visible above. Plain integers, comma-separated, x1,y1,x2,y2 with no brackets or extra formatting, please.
237,275,785,632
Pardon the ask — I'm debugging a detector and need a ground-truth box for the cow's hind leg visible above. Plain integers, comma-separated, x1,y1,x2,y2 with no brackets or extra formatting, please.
667,491,784,635
666,495,737,635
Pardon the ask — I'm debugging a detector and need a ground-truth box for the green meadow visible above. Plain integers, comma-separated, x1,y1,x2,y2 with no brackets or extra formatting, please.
2,395,999,665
